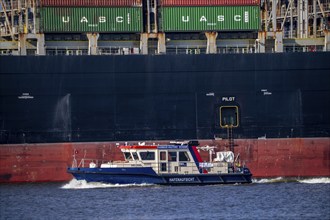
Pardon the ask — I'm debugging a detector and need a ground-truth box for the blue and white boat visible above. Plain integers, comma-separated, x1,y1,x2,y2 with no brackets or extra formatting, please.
67,141,252,185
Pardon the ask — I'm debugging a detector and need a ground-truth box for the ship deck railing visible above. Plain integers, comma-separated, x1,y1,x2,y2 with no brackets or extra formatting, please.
42,43,327,57
3,40,327,56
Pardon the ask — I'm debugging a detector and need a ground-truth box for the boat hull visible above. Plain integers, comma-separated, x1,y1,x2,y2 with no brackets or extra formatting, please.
67,167,252,185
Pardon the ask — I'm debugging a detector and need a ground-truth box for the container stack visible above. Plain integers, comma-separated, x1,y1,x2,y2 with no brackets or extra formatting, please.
159,0,261,32
39,0,143,33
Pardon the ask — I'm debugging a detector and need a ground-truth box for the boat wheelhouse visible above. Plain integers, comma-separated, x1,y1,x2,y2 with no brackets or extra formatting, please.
67,141,252,185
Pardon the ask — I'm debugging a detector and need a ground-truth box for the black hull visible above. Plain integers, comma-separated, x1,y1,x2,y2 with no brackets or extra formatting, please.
1,52,329,144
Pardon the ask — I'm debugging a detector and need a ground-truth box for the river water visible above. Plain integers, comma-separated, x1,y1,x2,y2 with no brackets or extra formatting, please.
1,178,329,220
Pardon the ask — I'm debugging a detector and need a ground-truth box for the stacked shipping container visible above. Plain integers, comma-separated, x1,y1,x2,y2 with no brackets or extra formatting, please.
40,0,143,33
159,0,261,32
39,0,261,34
160,0,261,6
39,0,142,7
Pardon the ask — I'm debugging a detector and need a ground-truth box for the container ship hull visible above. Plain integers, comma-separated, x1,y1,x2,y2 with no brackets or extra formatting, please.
0,52,329,182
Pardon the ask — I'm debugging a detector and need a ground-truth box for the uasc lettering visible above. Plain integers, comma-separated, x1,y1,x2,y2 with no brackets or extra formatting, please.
61,13,131,25
182,12,249,23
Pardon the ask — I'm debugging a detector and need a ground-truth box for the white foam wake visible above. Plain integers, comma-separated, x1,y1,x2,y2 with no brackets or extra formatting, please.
253,177,330,184
298,177,330,184
252,177,284,184
61,179,155,189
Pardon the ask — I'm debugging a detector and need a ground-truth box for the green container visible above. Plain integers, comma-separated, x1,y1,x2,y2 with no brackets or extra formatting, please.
160,6,260,32
40,7,143,33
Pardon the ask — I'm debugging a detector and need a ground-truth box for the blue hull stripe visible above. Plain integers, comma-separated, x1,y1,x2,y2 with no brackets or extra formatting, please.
68,168,252,185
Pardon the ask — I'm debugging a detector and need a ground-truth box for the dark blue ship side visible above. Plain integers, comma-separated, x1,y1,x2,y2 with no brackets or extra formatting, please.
1,52,329,144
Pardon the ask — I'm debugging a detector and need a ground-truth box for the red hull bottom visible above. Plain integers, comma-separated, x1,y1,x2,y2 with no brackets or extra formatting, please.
0,138,329,183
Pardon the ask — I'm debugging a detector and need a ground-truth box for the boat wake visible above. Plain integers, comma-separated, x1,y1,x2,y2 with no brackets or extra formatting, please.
61,179,155,189
61,177,330,189
297,177,330,184
252,177,286,184
253,177,330,184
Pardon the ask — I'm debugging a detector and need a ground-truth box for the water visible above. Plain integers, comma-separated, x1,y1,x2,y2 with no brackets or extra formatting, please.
1,178,329,220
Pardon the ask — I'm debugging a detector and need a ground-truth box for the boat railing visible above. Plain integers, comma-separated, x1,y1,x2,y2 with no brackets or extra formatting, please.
71,158,145,168
71,158,113,168
71,157,242,174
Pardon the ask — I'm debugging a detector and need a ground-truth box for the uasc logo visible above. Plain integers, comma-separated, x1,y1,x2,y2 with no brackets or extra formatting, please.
61,13,131,26
181,11,250,24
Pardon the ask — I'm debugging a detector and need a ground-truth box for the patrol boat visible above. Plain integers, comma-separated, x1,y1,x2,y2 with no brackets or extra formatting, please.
67,141,252,185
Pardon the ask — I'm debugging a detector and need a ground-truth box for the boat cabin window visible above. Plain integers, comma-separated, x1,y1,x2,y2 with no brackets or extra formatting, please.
179,152,190,162
132,152,139,160
139,151,155,160
168,152,177,162
124,152,133,161
160,151,166,161
124,152,139,161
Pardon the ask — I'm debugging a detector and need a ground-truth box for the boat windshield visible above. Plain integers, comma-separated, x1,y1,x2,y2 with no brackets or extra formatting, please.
139,151,155,160
124,152,139,161
179,152,190,161
124,152,133,161
132,152,139,160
